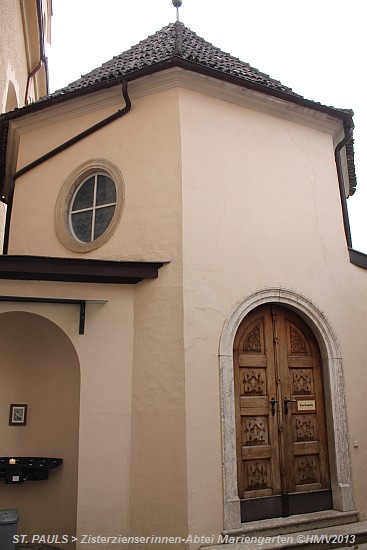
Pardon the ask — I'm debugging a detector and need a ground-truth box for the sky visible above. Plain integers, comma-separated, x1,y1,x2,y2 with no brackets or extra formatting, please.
47,0,367,251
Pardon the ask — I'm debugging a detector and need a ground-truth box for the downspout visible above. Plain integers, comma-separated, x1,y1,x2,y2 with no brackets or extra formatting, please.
335,122,353,249
25,61,44,105
2,81,131,254
24,0,49,104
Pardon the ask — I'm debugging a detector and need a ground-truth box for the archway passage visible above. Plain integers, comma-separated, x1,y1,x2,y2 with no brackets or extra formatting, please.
0,311,80,544
234,304,331,522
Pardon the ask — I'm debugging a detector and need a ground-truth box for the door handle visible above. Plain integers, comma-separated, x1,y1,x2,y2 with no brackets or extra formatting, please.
269,397,278,416
284,397,296,415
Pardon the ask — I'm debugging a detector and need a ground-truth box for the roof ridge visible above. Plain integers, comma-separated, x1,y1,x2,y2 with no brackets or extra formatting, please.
173,20,183,56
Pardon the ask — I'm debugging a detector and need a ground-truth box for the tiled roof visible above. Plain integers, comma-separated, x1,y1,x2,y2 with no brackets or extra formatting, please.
51,22,300,98
51,20,357,194
0,21,357,195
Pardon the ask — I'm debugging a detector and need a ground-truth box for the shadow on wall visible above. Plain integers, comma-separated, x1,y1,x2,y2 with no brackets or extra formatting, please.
0,311,80,547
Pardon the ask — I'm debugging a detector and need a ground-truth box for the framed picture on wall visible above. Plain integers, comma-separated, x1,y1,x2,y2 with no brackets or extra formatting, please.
9,404,28,426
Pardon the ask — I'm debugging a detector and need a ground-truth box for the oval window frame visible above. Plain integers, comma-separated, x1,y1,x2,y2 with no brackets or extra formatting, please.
55,159,124,253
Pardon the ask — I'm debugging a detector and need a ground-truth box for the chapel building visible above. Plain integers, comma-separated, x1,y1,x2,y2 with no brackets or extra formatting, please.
0,8,366,549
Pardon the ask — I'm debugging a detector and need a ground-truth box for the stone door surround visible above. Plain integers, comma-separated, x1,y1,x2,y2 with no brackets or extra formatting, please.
219,287,354,531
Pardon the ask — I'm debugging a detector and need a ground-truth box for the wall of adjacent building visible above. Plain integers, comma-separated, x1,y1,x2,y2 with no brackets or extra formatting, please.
0,0,28,113
0,0,51,254
0,0,27,248
0,0,51,112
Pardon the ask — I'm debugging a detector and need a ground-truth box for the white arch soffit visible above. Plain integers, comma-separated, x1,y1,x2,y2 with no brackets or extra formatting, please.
219,287,355,531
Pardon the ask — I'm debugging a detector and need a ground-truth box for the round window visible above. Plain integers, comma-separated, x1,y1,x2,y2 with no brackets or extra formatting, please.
55,160,124,253
70,173,117,243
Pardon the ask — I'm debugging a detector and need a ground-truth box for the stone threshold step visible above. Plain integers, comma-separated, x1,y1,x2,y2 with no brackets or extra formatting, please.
202,518,367,550
222,510,359,539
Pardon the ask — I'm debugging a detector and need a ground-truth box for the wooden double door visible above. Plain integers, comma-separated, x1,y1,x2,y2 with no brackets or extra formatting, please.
234,304,331,522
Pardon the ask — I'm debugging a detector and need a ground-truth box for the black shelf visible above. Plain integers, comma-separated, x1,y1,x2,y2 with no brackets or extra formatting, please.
0,457,63,484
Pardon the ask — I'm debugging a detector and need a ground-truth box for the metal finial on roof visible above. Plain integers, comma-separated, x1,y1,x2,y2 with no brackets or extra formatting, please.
172,0,182,22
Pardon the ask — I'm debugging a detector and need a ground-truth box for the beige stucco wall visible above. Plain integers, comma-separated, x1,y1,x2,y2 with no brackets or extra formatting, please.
0,0,28,113
3,79,367,547
0,0,29,249
3,87,187,547
338,263,367,510
179,88,367,538
9,88,180,263
0,0,52,250
0,0,50,113
0,279,136,547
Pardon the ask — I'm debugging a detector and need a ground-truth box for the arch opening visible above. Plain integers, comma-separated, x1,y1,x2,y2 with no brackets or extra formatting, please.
0,311,80,544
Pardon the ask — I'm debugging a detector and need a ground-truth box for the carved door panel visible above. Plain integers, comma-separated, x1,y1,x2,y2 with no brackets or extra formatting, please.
234,306,280,501
234,304,331,521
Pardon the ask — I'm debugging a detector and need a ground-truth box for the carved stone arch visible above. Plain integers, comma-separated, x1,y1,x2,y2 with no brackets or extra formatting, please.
219,287,354,531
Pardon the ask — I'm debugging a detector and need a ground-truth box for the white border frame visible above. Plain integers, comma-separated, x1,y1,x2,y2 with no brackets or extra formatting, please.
219,287,354,530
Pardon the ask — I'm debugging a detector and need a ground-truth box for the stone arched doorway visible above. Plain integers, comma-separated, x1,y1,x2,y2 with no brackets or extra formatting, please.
219,288,354,531
0,311,80,545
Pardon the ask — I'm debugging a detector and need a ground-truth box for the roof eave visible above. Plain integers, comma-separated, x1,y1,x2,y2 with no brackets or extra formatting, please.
0,56,354,124
0,56,356,197
0,255,166,284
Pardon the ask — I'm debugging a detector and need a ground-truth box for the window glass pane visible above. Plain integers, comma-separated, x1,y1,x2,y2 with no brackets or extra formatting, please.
72,176,94,211
71,210,93,242
94,205,116,239
96,175,116,206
